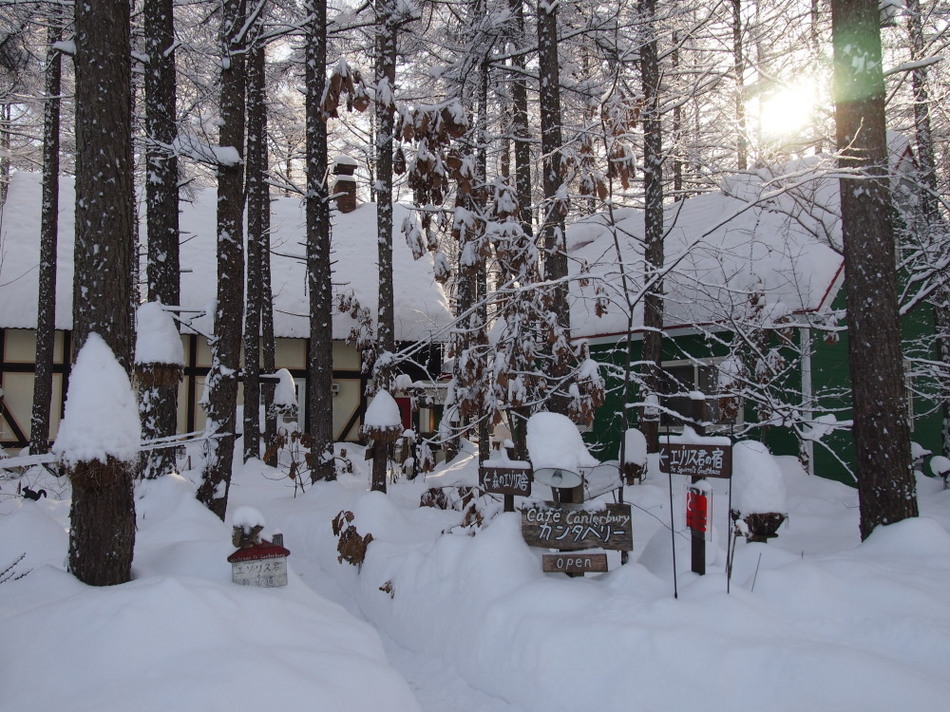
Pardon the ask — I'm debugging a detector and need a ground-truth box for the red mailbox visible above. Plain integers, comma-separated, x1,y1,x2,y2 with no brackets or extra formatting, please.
686,487,708,534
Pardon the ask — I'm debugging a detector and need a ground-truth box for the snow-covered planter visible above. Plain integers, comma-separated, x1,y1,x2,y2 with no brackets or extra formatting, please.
732,440,787,542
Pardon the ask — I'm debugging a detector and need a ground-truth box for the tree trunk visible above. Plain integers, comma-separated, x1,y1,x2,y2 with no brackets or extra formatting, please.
507,0,533,239
141,0,181,478
30,8,63,455
732,0,747,170
198,0,247,519
537,0,570,416
244,26,267,463
70,0,137,585
372,0,398,492
906,0,950,457
831,0,917,539
640,0,664,453
306,0,336,482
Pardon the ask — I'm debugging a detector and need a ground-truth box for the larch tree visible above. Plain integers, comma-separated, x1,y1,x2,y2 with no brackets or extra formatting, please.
536,0,571,418
141,0,181,478
639,0,665,453
305,0,336,482
243,1,268,463
68,0,137,585
197,0,247,519
830,0,918,538
30,3,65,455
370,0,399,493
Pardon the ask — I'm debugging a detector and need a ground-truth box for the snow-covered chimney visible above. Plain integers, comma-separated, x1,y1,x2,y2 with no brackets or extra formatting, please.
333,156,359,213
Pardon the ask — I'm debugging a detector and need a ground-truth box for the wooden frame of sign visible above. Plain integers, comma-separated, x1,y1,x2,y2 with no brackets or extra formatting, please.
521,502,633,551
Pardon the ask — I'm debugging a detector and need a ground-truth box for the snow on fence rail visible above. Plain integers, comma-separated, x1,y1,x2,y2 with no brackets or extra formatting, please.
0,431,224,471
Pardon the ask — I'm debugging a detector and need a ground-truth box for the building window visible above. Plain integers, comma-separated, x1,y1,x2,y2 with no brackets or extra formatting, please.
658,359,735,429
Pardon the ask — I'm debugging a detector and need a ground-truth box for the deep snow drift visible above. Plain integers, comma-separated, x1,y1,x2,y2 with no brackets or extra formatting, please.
3,440,950,712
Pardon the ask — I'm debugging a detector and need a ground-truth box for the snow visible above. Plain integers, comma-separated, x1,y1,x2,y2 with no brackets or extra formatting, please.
232,505,266,530
135,301,185,366
364,389,402,428
525,411,598,471
732,440,788,514
272,368,297,407
50,333,141,467
0,172,452,342
4,440,950,711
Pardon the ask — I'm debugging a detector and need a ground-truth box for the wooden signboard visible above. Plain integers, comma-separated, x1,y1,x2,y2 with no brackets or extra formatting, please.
480,465,533,497
542,553,608,574
521,502,633,551
658,443,733,478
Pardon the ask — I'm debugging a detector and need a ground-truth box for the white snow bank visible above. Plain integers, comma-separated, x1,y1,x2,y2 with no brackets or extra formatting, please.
52,333,141,467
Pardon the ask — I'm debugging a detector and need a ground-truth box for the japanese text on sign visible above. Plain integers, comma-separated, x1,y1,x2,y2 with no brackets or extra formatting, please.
521,503,633,551
658,443,733,478
480,466,533,497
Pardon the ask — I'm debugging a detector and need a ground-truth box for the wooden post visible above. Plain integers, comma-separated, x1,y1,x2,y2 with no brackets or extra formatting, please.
691,393,706,576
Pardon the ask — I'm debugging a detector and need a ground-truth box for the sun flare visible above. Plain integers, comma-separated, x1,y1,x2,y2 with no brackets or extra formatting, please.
757,83,818,139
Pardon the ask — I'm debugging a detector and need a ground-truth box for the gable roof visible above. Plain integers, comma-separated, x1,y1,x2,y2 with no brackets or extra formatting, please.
567,151,908,342
0,171,452,342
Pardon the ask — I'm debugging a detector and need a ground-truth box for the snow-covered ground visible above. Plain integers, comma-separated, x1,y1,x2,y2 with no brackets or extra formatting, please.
3,440,950,711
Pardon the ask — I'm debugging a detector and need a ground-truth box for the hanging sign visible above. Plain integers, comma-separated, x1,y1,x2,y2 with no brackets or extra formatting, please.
659,443,732,479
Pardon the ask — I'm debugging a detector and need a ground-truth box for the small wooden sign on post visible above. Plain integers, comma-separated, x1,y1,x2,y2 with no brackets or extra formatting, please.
658,443,733,479
659,439,732,577
521,502,633,552
480,464,532,512
542,553,608,574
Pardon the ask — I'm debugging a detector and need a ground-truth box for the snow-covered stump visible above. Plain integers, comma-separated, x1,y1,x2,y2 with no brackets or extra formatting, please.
134,302,184,479
363,389,403,493
53,335,141,586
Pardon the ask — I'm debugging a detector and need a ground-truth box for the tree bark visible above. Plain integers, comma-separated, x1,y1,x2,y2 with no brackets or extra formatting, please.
306,0,336,482
198,0,247,519
141,0,181,478
831,0,917,539
30,7,63,455
537,0,570,416
244,24,267,463
372,0,398,492
640,0,664,452
70,0,137,585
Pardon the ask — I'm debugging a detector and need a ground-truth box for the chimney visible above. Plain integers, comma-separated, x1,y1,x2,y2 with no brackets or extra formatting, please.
333,155,359,213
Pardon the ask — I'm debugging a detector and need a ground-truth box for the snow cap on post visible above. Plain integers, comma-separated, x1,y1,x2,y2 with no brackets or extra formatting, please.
526,412,598,472
52,333,141,467
363,389,403,442
135,301,184,367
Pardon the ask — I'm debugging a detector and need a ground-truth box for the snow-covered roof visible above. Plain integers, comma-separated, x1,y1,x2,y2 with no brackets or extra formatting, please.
0,171,452,341
569,140,916,342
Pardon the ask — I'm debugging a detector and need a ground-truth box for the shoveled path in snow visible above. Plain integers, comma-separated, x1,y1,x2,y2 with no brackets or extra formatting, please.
281,522,524,712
